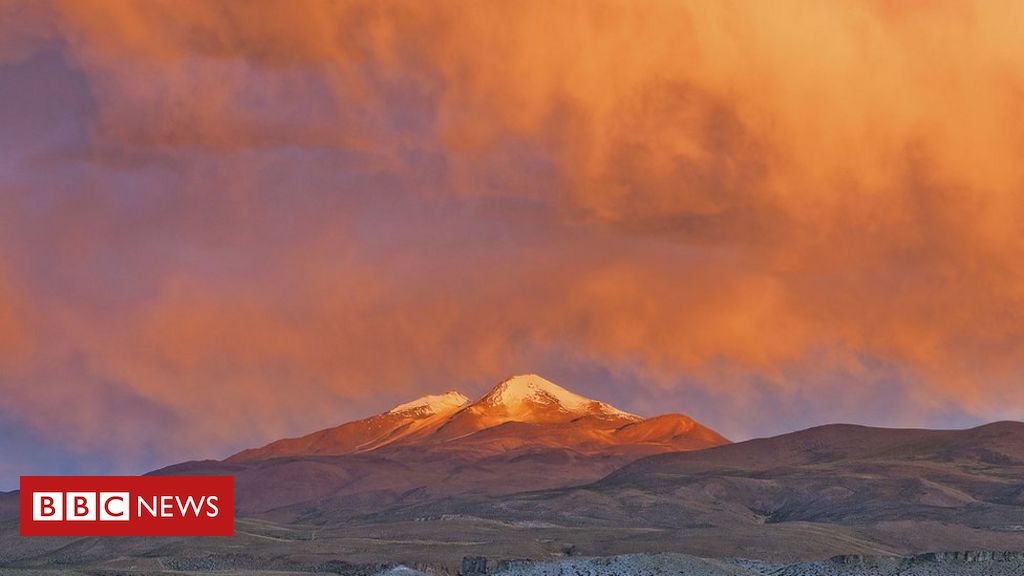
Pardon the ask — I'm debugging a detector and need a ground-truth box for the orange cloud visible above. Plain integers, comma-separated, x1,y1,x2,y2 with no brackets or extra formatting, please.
1,1,1023,471
0,263,31,366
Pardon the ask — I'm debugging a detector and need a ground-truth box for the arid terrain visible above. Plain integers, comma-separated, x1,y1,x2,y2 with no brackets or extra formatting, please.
1,377,1022,575
154,375,729,519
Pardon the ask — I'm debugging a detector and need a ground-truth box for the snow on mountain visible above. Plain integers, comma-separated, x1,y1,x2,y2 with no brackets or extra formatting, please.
229,390,466,461
478,374,640,421
389,391,470,415
229,374,726,461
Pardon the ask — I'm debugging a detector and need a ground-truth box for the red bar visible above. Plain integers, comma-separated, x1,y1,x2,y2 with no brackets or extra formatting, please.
20,476,234,536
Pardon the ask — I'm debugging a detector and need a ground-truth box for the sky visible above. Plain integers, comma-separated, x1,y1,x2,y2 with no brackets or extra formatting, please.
1,0,1023,488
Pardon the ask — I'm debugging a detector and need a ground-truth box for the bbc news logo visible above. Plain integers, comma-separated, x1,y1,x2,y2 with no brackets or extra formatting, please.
20,476,234,536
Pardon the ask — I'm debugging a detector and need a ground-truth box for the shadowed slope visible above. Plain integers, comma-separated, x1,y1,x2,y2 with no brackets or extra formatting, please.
368,422,1024,556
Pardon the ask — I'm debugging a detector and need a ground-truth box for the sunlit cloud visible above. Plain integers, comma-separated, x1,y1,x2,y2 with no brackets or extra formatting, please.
1,0,1023,482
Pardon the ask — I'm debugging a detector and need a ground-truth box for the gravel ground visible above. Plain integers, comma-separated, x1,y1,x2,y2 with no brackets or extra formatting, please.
488,553,758,576
487,553,1024,576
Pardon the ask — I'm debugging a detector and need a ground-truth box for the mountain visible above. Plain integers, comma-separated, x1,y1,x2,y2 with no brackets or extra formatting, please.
158,374,728,517
0,491,16,522
382,421,1024,558
230,374,727,461
14,420,1023,572
229,391,471,461
145,377,1024,564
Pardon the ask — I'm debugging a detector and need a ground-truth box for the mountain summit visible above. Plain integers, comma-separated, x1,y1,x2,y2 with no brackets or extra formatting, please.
388,391,470,416
229,374,726,462
176,375,729,517
477,374,639,421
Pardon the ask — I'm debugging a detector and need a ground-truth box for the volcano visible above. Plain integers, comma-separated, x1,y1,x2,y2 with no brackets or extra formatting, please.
158,374,728,517
230,374,727,461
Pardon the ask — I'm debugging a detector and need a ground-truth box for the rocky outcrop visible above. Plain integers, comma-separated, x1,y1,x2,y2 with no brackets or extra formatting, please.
496,559,533,572
915,550,1024,563
461,556,488,575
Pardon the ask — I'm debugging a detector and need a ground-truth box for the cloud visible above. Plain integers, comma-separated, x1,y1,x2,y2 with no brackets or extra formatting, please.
0,1,1023,479
0,263,30,367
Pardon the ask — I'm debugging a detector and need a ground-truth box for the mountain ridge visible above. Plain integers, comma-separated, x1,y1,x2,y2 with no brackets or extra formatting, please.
163,374,729,517
142,416,1024,562
353,420,1024,557
602,419,1024,482
229,374,727,462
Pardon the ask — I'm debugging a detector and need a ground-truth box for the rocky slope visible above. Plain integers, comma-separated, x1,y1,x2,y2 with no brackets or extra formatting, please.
231,374,727,461
157,374,728,517
229,391,473,461
4,422,1024,572
370,421,1024,556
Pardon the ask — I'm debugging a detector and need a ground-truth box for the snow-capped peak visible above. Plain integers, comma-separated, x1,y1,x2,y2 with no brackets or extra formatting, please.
388,391,470,415
479,374,639,420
